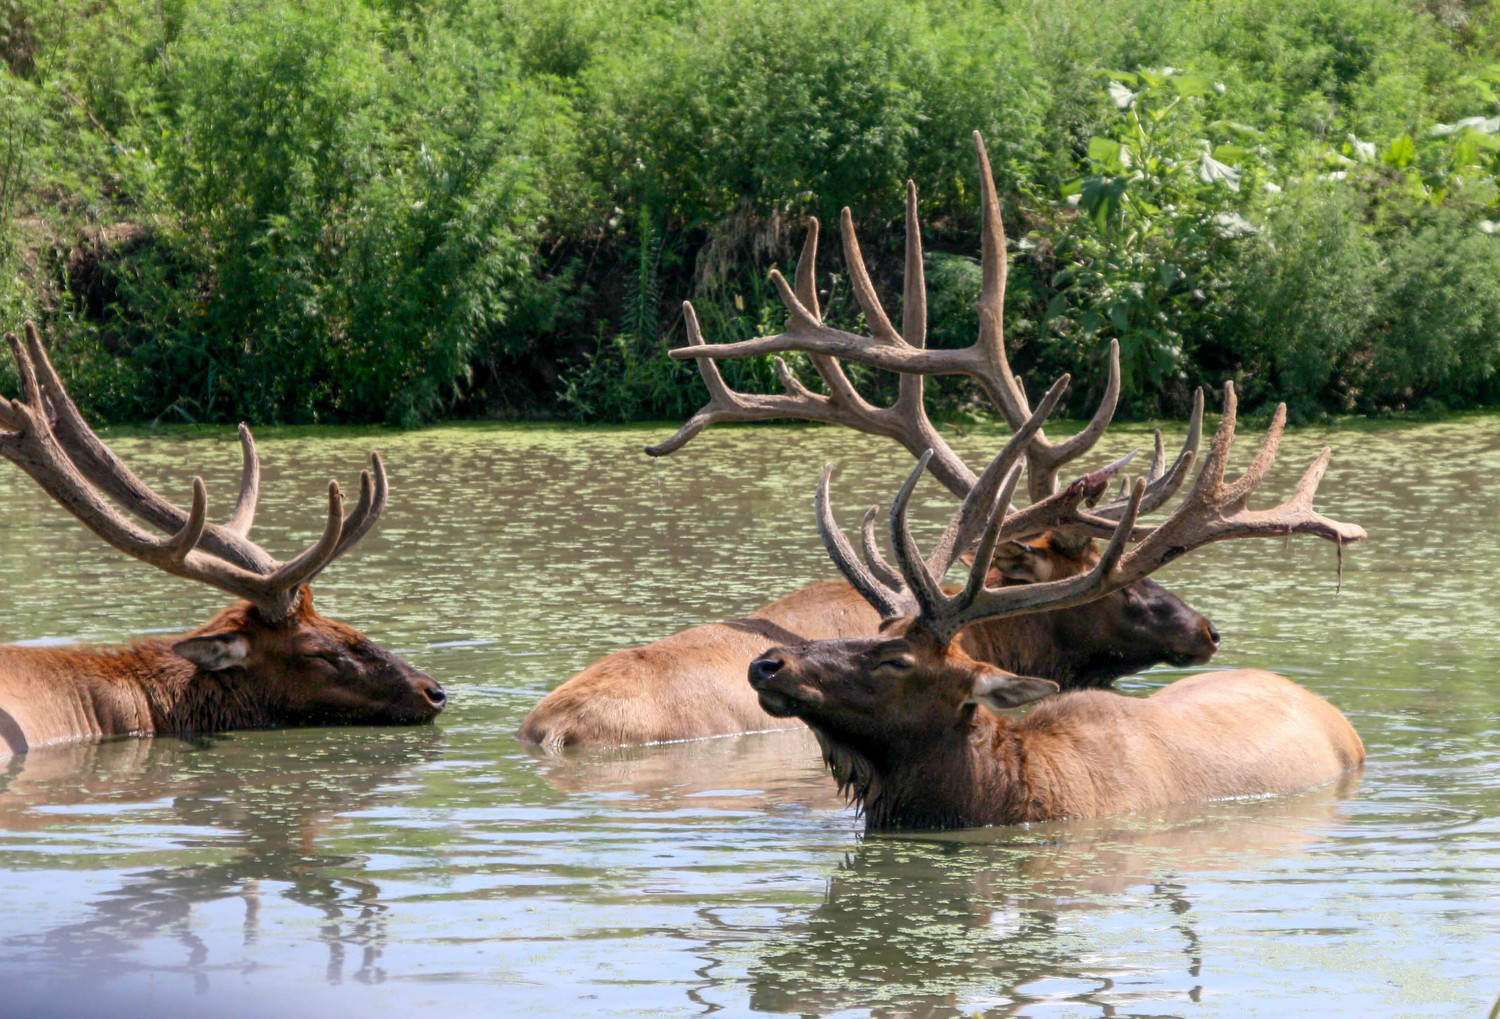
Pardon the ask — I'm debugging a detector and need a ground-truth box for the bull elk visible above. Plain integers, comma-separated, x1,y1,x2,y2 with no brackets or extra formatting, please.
519,134,1223,748
746,374,1366,830
0,323,445,758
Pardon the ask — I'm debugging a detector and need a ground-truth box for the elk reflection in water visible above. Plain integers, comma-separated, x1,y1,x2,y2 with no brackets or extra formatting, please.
0,728,441,991
738,773,1359,1018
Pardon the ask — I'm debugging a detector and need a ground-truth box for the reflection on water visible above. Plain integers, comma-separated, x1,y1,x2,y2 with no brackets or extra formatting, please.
0,417,1498,1016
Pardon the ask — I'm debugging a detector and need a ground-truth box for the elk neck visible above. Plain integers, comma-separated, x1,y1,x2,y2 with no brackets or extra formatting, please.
0,640,275,741
813,706,1039,832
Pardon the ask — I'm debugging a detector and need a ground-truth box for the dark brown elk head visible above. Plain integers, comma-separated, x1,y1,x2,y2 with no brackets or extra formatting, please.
648,132,1225,687
978,533,1219,683
173,588,445,725
750,619,1057,758
744,379,1362,827
0,323,445,727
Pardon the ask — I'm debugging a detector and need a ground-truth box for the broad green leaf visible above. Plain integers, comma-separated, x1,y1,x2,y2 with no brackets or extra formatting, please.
1384,134,1416,168
1211,144,1247,164
1080,174,1128,230
1088,136,1123,170
1099,70,1139,85
1171,72,1214,97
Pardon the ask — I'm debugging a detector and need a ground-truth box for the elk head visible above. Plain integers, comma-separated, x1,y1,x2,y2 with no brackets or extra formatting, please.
173,588,445,725
0,322,445,727
980,533,1220,682
750,619,1056,756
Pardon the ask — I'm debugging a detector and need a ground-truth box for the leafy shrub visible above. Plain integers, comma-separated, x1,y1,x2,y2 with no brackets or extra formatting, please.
5,0,1500,426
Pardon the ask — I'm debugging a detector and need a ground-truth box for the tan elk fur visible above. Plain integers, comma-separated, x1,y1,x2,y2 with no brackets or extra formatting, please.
833,666,1365,829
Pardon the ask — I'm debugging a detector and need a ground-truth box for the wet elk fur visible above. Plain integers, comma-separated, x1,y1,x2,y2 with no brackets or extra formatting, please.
0,323,445,757
753,625,1364,831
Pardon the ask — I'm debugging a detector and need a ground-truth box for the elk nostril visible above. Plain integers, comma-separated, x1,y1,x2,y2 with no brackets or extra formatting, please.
1205,622,1220,646
750,657,784,683
422,683,446,707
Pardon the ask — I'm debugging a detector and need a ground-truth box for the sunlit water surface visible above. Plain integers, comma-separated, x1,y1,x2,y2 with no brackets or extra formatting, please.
0,416,1496,1018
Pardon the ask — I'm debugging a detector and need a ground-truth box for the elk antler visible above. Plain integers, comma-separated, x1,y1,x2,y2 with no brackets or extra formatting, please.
652,132,1201,539
0,323,389,620
816,383,1365,645
647,194,980,497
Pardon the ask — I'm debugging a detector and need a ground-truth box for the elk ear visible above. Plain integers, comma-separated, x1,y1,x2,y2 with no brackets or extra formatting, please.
966,666,1059,712
990,540,1052,583
172,633,251,672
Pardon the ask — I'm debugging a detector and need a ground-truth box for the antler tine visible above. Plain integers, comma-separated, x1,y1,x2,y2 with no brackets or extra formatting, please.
901,181,927,356
893,180,929,425
10,328,42,410
260,480,345,590
888,450,948,619
224,424,261,537
165,478,209,563
794,217,823,322
956,467,1021,608
328,452,389,559
1221,401,1286,508
1,323,394,620
972,131,1024,424
24,324,272,572
816,464,911,619
1094,386,1203,522
860,505,905,592
1147,430,1166,480
645,302,747,457
840,208,901,346
1020,340,1121,501
795,217,873,409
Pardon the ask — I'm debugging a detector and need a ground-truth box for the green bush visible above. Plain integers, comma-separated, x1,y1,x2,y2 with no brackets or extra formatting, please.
5,0,1500,426
152,0,568,424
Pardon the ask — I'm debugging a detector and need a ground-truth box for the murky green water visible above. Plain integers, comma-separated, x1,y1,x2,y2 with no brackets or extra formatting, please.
0,415,1497,1018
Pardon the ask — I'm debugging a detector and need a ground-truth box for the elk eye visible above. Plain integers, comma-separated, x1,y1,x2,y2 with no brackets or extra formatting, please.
874,655,915,673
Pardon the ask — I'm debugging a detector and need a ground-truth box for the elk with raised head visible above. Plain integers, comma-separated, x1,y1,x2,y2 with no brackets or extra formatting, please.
746,376,1366,830
0,323,446,758
518,135,1221,748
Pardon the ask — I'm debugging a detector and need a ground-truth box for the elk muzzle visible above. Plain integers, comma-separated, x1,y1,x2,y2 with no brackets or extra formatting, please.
748,650,819,718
